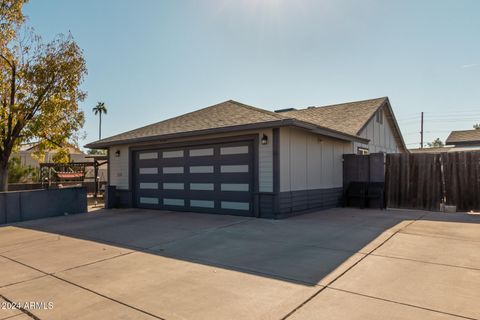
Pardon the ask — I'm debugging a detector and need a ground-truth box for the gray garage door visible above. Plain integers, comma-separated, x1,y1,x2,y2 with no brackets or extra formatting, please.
133,141,254,216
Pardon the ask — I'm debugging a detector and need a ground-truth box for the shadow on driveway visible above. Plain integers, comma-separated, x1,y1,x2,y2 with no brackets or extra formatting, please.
6,207,437,286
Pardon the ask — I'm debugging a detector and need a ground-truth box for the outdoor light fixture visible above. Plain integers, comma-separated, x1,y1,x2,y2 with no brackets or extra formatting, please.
115,150,121,157
261,134,268,145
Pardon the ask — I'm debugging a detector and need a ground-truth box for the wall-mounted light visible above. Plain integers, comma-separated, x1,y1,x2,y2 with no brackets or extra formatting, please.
115,150,121,157
261,134,268,145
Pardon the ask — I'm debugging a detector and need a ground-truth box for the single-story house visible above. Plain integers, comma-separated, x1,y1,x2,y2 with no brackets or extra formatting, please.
86,97,406,218
445,129,480,151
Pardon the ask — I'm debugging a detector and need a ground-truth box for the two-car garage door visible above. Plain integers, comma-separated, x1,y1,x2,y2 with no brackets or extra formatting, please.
133,141,254,216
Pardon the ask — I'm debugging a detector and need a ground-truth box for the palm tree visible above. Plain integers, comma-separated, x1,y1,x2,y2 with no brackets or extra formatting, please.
92,102,107,140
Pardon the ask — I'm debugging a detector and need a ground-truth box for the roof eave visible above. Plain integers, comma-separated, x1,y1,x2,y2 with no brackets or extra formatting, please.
84,120,291,149
85,118,368,149
291,120,369,143
446,140,480,146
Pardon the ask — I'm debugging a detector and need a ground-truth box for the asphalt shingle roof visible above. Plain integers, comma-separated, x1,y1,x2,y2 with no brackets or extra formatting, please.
281,97,387,136
446,129,480,145
85,97,399,148
88,100,289,147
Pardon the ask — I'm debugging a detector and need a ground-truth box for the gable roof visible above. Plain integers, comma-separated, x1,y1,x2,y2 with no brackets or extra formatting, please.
85,100,369,148
281,97,387,136
281,97,407,152
446,129,480,145
85,97,408,150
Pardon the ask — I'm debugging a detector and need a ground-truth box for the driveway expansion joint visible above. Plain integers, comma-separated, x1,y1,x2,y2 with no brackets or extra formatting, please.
328,288,478,320
0,253,164,320
281,211,429,320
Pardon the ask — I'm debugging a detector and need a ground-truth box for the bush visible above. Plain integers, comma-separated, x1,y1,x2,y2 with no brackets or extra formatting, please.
8,157,38,183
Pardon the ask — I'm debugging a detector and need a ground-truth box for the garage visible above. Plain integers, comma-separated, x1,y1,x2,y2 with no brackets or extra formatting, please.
133,141,255,216
86,99,404,218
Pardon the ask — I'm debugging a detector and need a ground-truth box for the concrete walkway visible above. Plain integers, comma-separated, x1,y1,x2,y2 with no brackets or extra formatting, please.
1,208,479,319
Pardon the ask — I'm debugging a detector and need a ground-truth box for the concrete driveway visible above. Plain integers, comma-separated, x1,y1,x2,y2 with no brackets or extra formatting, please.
1,208,480,320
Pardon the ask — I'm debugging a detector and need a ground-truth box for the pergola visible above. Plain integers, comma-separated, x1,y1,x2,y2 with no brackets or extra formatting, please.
39,155,108,198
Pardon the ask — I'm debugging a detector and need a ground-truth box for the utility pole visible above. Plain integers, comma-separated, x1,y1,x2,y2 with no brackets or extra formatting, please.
420,112,424,149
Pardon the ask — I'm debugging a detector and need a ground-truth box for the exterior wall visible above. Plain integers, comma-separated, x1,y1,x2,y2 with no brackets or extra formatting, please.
277,127,352,216
108,144,130,190
279,127,351,192
107,129,273,192
353,112,399,154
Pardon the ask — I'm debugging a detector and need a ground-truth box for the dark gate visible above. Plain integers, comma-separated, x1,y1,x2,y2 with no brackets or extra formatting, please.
385,151,480,211
343,153,386,187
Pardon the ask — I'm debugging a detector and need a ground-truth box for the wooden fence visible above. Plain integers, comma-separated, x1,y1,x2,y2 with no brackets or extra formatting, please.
385,152,480,211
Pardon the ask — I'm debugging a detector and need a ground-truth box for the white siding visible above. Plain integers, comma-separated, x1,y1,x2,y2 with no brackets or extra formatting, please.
108,145,130,190
279,127,350,192
353,109,400,154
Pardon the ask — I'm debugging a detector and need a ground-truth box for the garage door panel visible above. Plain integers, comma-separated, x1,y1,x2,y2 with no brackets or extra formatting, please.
188,190,217,198
216,174,251,183
158,175,188,182
216,155,252,166
187,174,219,183
134,141,254,216
187,158,218,166
160,159,188,167
137,175,161,183
136,188,160,196
217,193,252,202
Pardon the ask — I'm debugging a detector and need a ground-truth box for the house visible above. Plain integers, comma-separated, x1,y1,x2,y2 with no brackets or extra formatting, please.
409,147,453,153
86,97,406,218
14,143,108,183
445,129,480,151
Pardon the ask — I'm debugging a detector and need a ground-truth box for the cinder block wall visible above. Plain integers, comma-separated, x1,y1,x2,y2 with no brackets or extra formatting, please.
0,187,87,224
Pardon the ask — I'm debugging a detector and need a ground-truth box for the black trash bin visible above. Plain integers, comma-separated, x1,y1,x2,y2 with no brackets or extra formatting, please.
106,186,116,209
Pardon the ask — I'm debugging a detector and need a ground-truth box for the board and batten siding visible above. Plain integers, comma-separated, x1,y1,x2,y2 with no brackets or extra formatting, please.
279,127,351,192
108,129,274,193
108,145,130,190
353,112,399,154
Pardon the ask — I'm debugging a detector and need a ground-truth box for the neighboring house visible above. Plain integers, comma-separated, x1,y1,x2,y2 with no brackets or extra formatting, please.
86,97,406,218
14,143,107,182
445,129,480,151
409,147,453,153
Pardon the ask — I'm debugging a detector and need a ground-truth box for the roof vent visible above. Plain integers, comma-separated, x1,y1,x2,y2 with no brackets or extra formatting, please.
307,106,316,109
274,108,296,113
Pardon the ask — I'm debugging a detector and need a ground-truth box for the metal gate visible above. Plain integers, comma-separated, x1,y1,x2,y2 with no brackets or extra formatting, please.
133,141,254,216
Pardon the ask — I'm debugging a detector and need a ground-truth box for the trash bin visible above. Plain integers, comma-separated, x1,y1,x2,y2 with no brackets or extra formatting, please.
106,186,116,209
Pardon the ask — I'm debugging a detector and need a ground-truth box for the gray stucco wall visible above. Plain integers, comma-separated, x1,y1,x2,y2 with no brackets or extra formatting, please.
0,187,87,224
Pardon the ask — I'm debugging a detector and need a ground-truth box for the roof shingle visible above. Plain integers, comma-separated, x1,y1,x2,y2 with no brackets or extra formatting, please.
85,97,402,149
88,100,289,147
446,129,480,145
281,97,387,136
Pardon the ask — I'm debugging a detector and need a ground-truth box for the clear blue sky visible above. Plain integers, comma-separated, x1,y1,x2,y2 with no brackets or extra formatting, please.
25,0,480,149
